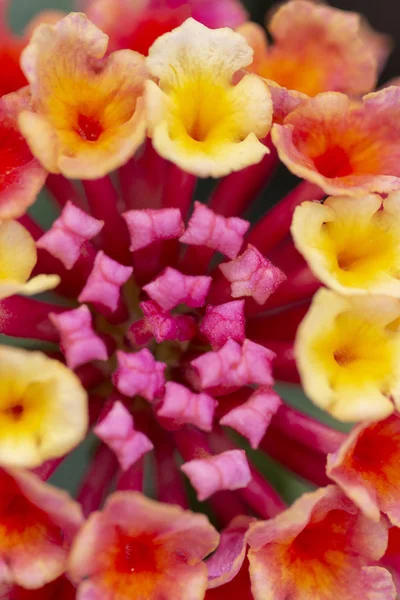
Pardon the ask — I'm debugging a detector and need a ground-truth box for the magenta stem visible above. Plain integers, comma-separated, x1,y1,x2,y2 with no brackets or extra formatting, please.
161,163,196,219
246,181,324,255
271,404,346,455
32,456,65,481
260,427,331,487
83,177,131,265
46,174,86,210
261,340,300,384
0,296,65,342
154,433,188,508
77,443,118,516
117,457,145,491
247,303,309,343
209,140,278,217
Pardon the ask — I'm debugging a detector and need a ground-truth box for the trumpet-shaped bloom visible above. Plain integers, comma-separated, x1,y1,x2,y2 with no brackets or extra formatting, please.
0,220,59,299
0,468,83,591
272,87,400,197
0,346,88,468
295,289,400,422
327,415,400,526
238,0,389,97
145,18,273,177
19,13,148,179
68,491,219,600
292,193,400,296
0,90,46,219
247,485,395,600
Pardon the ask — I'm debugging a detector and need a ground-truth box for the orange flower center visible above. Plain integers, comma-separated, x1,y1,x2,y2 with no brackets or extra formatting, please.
76,114,103,142
349,419,400,475
114,532,159,574
313,146,353,179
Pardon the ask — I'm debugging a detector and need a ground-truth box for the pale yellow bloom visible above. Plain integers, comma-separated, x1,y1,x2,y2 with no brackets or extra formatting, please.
0,347,88,468
0,220,59,299
295,289,400,422
145,18,273,178
292,193,400,296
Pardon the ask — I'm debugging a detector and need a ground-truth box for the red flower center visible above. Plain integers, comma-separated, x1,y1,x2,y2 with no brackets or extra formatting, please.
76,114,103,142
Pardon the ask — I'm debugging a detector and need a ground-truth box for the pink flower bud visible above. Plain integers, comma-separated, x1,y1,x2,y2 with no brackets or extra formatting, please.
143,267,212,310
113,349,166,402
220,244,286,305
50,305,108,369
181,449,252,501
158,382,217,431
123,207,185,251
94,401,153,471
180,201,250,259
199,300,245,349
37,201,103,269
138,300,196,343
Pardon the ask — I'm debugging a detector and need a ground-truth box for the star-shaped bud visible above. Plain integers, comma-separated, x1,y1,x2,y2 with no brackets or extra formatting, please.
113,349,166,402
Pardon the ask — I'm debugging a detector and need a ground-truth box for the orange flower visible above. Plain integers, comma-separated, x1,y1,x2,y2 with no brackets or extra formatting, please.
19,13,148,180
69,491,219,599
328,415,400,527
272,87,400,197
238,0,390,97
247,485,395,600
0,89,46,219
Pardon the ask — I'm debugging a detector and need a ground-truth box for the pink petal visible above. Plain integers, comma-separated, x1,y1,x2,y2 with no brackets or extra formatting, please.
181,449,251,501
220,244,286,305
50,305,108,369
78,251,133,313
190,339,275,392
143,267,212,310
220,387,282,449
157,382,217,432
94,401,153,471
113,349,166,402
123,207,185,251
180,201,250,259
199,300,245,349
207,515,254,588
133,300,196,344
37,201,104,269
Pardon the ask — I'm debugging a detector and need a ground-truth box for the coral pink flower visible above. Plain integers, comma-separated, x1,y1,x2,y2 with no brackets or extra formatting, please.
68,491,219,599
328,415,400,526
272,87,400,197
0,468,83,591
247,485,395,599
238,0,390,97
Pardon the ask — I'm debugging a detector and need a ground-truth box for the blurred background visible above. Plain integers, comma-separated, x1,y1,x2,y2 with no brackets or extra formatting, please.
6,0,399,500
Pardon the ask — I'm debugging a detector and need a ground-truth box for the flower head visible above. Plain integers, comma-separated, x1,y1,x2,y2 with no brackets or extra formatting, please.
295,289,400,422
19,12,148,179
146,18,273,177
247,485,395,600
238,0,389,97
272,87,400,196
0,346,88,468
292,193,400,296
68,491,219,599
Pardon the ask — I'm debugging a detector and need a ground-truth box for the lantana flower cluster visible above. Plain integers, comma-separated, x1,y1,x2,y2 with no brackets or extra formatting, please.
1,0,400,598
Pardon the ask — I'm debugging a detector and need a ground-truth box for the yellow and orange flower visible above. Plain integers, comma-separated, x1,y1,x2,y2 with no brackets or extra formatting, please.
0,219,59,299
292,193,400,296
19,12,148,180
0,467,83,591
238,0,390,97
328,415,400,527
145,18,273,177
0,346,88,468
295,289,400,422
68,491,219,599
247,486,395,600
272,87,400,197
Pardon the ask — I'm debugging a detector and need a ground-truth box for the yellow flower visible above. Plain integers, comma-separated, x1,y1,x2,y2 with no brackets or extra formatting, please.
19,13,147,180
145,18,273,178
291,193,400,296
0,219,59,299
295,289,400,422
0,347,88,468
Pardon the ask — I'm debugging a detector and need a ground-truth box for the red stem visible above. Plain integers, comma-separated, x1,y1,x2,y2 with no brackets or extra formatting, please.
117,457,145,491
154,432,188,508
46,174,86,210
261,340,300,384
209,139,278,217
246,302,309,343
0,296,65,342
161,163,196,219
77,443,118,516
246,181,324,255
